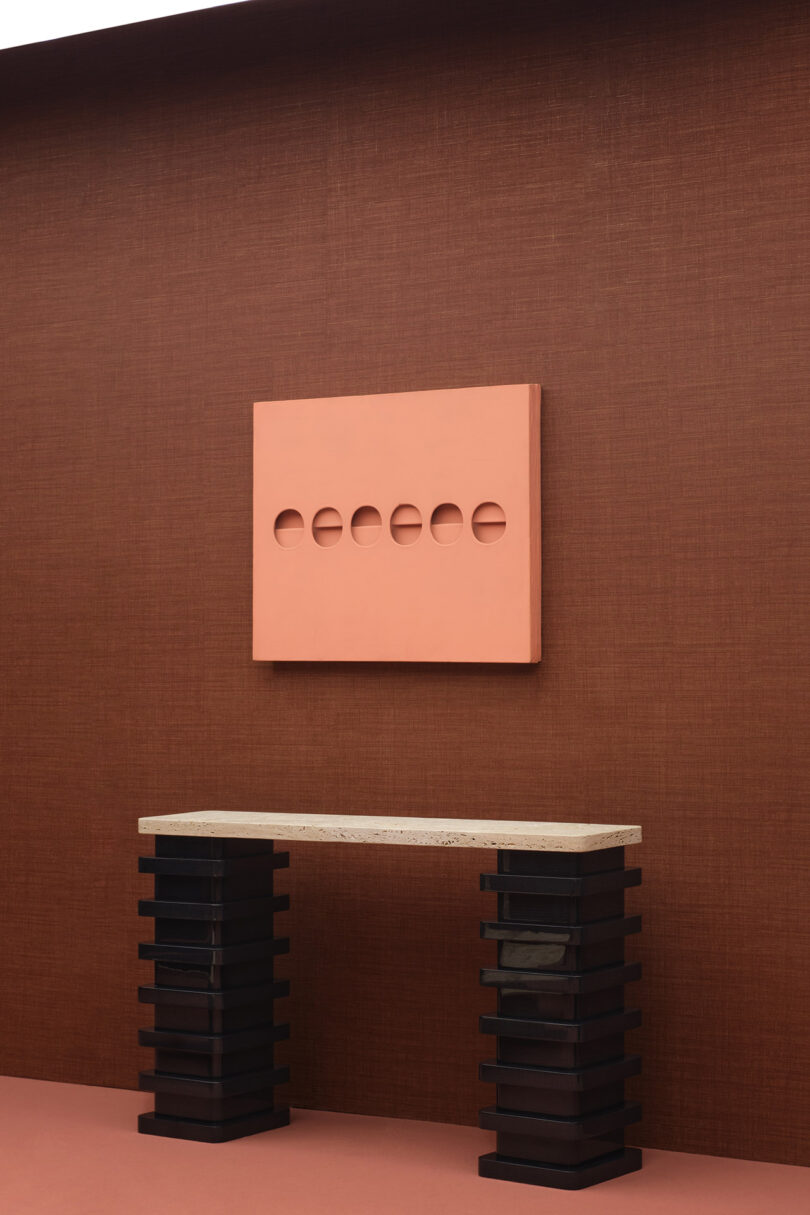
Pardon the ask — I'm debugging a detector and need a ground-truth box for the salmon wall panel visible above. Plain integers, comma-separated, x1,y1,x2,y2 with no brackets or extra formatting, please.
253,385,540,662
0,0,808,1165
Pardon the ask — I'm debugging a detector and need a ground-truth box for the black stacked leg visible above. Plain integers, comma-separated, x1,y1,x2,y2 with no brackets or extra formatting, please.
138,836,291,1142
478,847,642,1189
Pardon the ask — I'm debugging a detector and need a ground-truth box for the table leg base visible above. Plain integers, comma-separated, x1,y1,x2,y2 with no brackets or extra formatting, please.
138,836,289,1143
138,1107,290,1143
478,1147,642,1190
479,846,642,1190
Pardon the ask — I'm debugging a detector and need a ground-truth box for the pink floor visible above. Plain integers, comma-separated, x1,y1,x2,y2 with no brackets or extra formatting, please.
0,1077,806,1215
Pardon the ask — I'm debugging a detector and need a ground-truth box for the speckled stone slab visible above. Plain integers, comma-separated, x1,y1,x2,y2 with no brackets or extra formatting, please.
138,812,641,852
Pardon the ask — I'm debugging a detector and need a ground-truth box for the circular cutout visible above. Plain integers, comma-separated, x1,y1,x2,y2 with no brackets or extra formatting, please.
390,504,422,546
351,505,382,546
312,507,343,547
472,501,506,544
273,509,304,548
430,503,463,545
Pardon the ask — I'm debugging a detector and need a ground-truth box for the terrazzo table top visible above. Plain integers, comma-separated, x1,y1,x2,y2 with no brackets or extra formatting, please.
138,812,641,852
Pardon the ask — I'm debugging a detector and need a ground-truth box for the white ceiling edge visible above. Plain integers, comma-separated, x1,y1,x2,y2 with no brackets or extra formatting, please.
0,1,250,51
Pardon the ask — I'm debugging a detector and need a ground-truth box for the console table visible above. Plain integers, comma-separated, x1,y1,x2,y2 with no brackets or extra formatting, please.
137,812,642,1191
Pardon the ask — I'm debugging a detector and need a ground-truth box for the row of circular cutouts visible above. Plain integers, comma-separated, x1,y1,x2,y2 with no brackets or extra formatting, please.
273,503,506,548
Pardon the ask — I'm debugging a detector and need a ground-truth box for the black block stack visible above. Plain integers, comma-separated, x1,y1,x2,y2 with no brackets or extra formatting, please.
137,835,290,1142
478,846,642,1189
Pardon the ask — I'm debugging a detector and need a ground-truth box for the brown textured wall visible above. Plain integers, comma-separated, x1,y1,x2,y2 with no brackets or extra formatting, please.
1,0,808,1166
